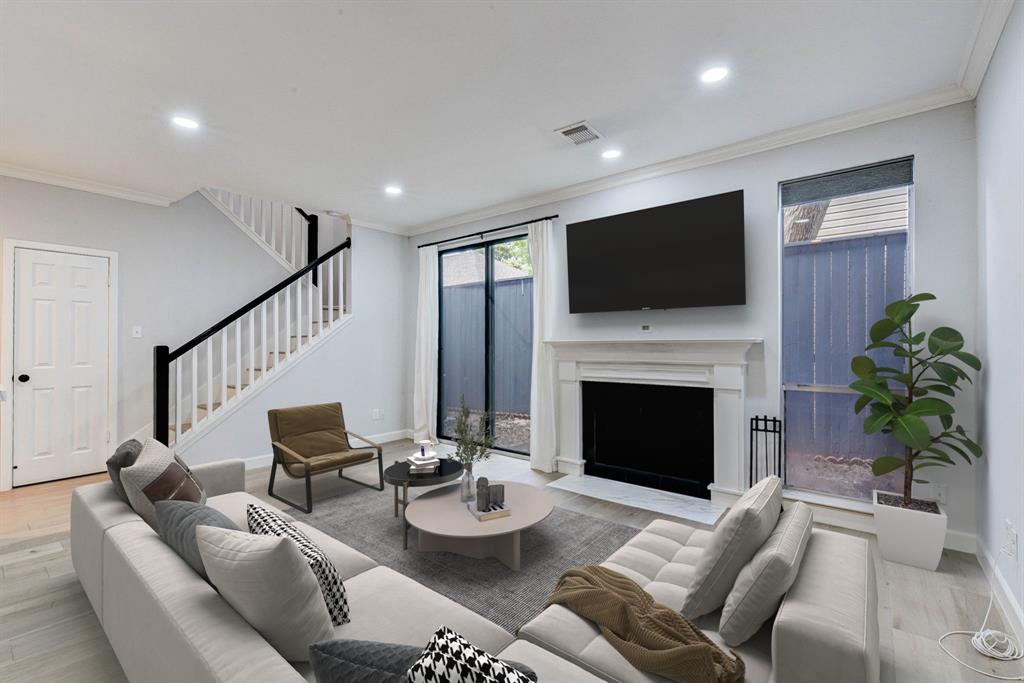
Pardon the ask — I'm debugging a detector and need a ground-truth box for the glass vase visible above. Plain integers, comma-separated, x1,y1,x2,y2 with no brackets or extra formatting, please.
459,464,475,502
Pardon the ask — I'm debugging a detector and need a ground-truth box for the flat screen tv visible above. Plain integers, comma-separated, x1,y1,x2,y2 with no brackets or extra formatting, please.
566,190,745,313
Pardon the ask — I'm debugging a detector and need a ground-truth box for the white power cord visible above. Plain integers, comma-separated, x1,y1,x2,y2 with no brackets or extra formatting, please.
939,589,1024,680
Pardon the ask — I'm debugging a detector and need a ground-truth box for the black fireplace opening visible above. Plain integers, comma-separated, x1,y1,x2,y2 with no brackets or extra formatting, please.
581,381,714,499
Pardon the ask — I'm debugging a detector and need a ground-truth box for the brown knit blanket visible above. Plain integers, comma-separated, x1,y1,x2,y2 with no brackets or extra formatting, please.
547,566,744,683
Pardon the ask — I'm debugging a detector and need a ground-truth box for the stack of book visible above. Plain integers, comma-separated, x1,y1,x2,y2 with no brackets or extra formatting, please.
467,502,512,522
407,453,440,475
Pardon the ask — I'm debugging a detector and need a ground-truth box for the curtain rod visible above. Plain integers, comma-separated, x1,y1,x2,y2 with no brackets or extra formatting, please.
416,215,559,249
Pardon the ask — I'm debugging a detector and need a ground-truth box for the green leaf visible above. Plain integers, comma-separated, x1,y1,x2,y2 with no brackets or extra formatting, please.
894,347,923,358
871,456,906,476
906,292,937,303
851,355,877,379
912,387,928,397
923,383,956,397
849,379,895,406
885,301,919,325
864,411,894,434
909,331,926,344
923,447,954,464
854,394,872,414
905,398,955,416
940,414,953,429
914,461,947,471
928,327,965,354
866,340,902,351
951,350,982,371
870,319,899,343
913,478,930,484
934,361,972,384
891,414,934,450
928,362,961,385
936,439,974,465
951,434,983,458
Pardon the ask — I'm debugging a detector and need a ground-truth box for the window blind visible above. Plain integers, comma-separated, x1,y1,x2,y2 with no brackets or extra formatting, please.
781,157,913,207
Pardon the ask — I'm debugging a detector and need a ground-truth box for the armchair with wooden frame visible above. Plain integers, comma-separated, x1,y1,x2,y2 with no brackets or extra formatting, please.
267,402,384,513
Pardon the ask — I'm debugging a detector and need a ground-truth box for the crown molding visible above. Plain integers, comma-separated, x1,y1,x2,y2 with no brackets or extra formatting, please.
958,0,1016,96
407,84,972,236
0,162,177,207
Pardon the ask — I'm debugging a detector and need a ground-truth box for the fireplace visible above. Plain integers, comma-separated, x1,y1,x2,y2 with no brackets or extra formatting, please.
581,381,714,499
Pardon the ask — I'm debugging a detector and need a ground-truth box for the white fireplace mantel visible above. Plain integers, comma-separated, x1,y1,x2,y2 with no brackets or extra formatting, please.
545,338,763,496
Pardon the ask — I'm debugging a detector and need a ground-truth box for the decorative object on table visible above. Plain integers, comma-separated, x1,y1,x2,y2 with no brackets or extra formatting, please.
467,499,512,522
849,292,982,570
476,477,490,510
451,399,495,503
490,484,505,507
407,448,440,476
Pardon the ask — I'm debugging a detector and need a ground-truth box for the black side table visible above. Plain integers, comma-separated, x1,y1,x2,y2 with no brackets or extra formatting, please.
383,459,464,549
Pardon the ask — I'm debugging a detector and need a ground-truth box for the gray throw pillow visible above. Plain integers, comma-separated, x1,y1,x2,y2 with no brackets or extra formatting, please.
106,439,143,504
155,501,237,580
309,639,537,683
120,438,206,528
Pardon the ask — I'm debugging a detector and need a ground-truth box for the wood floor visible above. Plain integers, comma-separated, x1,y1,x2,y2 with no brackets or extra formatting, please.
1,440,1021,682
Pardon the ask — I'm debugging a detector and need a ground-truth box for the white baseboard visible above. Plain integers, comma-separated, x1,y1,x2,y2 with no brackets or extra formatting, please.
976,536,1024,642
242,428,414,470
710,485,977,554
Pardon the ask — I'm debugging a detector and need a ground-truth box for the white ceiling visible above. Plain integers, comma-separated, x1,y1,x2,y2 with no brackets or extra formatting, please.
0,1,1007,233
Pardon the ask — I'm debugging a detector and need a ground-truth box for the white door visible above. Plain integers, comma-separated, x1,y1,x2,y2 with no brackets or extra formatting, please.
13,248,111,486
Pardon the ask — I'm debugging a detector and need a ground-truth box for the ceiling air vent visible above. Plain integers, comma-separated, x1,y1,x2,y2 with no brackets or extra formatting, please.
555,121,602,146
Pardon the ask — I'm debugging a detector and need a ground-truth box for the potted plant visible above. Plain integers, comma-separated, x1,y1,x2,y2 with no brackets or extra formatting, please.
452,400,495,502
849,292,982,570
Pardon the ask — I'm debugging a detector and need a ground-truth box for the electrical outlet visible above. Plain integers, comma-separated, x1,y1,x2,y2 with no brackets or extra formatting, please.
1003,520,1018,560
371,408,383,421
933,483,948,504
640,324,653,333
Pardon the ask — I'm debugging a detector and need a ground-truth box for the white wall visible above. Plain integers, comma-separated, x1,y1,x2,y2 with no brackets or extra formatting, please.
409,102,980,541
975,1,1024,630
181,224,412,464
0,177,287,441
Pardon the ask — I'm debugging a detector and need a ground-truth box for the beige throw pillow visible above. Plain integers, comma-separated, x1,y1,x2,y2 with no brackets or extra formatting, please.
680,475,783,618
196,525,333,661
719,502,813,645
119,438,205,528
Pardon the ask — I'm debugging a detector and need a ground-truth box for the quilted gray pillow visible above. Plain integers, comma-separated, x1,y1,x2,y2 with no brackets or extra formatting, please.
120,438,205,528
308,639,537,683
155,500,237,580
106,439,143,503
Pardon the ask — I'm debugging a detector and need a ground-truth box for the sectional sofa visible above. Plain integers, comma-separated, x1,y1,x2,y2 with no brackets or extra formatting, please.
70,459,879,683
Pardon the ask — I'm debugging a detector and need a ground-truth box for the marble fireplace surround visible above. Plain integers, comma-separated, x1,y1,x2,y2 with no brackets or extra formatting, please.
547,339,763,498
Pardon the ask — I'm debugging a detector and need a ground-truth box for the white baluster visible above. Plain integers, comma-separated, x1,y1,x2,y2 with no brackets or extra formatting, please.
206,337,213,420
327,256,334,329
235,318,242,391
191,347,198,433
317,263,324,336
307,271,313,341
220,328,227,406
248,310,255,386
295,276,302,351
292,211,300,270
274,293,280,369
285,283,292,360
175,358,182,443
260,301,268,376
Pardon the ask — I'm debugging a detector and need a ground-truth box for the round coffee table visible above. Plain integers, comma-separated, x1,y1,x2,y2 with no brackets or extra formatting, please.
383,459,463,549
404,481,554,571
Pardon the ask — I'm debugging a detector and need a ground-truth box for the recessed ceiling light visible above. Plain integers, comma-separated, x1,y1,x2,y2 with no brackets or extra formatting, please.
384,185,403,196
700,67,729,83
601,149,622,160
172,115,200,130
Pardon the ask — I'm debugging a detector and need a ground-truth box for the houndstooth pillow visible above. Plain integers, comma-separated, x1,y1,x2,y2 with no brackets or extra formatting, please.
407,627,532,683
247,504,350,626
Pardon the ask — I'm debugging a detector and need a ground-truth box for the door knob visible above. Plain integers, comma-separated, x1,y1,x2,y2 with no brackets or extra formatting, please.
17,374,29,383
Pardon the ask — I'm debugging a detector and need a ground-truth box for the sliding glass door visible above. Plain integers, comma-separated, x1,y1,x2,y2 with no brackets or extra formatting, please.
438,236,533,453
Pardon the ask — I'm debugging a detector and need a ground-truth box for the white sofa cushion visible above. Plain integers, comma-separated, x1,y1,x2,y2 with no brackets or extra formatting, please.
496,640,604,683
197,525,333,661
680,476,783,618
601,519,712,609
719,502,813,645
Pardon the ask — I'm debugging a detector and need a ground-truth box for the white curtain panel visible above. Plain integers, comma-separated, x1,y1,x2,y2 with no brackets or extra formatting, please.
413,245,439,443
528,219,558,472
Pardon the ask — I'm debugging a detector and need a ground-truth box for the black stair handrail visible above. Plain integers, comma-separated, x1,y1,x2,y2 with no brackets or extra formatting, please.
152,237,350,444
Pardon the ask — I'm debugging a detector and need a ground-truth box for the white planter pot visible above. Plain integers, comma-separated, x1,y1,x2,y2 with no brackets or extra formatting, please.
872,490,947,570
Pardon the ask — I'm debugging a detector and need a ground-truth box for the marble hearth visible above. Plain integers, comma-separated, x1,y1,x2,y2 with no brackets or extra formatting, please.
547,339,762,499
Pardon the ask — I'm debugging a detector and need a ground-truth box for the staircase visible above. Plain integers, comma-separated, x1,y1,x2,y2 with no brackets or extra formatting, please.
153,191,353,449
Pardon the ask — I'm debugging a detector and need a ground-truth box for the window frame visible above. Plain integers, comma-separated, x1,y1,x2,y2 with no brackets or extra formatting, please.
776,170,915,500
436,233,531,455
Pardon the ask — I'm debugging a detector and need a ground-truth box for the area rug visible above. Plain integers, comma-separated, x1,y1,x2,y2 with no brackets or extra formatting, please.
301,482,639,633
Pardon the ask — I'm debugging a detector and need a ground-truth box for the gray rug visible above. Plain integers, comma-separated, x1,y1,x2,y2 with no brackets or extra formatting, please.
300,482,639,633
